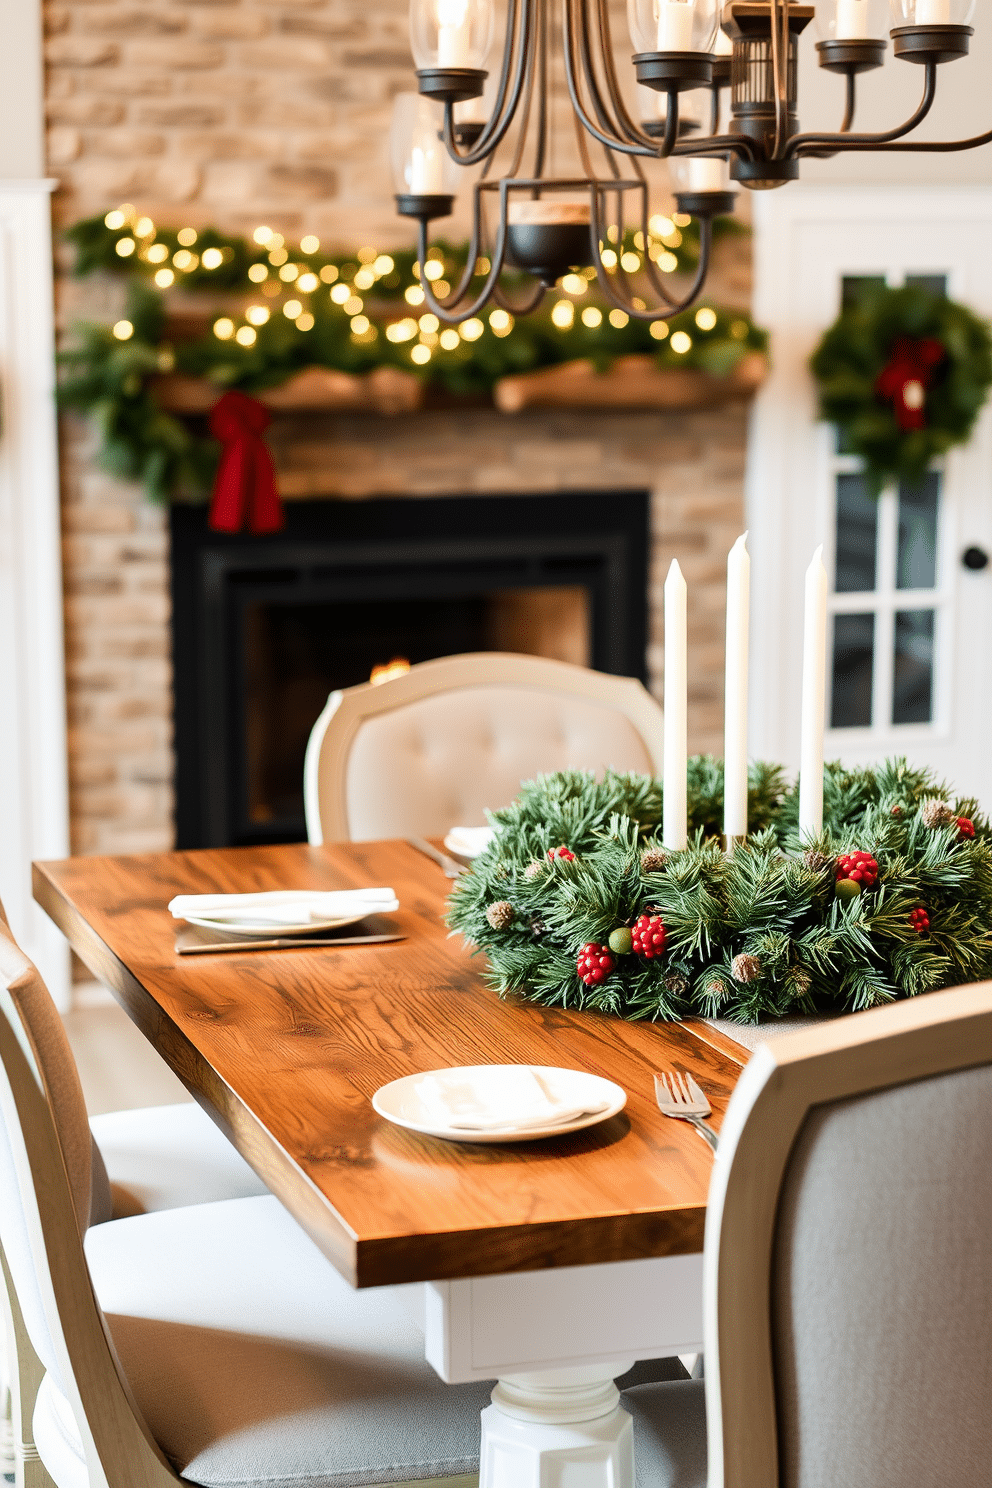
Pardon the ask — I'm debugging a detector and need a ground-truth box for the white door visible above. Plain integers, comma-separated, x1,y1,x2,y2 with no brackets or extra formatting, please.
748,185,992,807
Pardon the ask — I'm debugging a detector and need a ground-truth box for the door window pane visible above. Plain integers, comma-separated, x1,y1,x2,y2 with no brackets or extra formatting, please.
841,275,886,311
904,274,947,298
897,474,939,591
835,474,878,593
893,609,935,725
831,613,875,728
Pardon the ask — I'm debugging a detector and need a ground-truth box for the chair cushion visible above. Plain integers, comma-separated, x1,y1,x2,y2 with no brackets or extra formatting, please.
345,684,655,839
80,1195,494,1487
621,1378,707,1488
89,1102,269,1219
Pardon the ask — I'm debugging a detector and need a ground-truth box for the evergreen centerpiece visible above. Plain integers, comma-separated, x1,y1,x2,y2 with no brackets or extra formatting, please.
810,281,992,492
447,758,992,1026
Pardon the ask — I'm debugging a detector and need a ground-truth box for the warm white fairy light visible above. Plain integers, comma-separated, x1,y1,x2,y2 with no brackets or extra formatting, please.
112,320,133,340
351,314,370,334
620,251,641,272
283,299,303,319
279,263,299,281
560,273,587,296
173,249,197,271
649,320,669,340
386,318,418,342
411,344,431,364
213,318,235,340
419,312,440,333
300,234,320,253
551,300,574,329
245,305,270,326
297,272,319,293
609,309,629,328
146,243,169,263
253,226,273,245
657,252,679,273
600,249,618,270
105,209,127,230
235,326,256,346
201,247,224,270
248,263,268,282
581,306,603,328
460,317,484,341
269,247,289,266
489,309,513,337
423,260,445,281
695,307,717,331
439,328,460,350
330,283,350,304
343,294,363,315
405,284,425,306
177,228,197,247
319,265,339,283
115,237,135,257
374,255,395,275
354,268,376,290
154,268,174,288
357,246,377,264
134,217,154,238
670,330,692,353
297,312,315,331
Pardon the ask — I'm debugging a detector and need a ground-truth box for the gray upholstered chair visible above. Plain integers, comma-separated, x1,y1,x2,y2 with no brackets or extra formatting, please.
0,925,497,1488
620,981,992,1487
303,652,664,843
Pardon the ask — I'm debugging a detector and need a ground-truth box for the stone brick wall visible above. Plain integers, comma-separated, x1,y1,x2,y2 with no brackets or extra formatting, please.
44,0,753,861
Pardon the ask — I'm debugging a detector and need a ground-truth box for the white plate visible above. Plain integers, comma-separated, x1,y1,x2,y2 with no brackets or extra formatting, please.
443,826,496,860
182,912,366,937
372,1065,627,1143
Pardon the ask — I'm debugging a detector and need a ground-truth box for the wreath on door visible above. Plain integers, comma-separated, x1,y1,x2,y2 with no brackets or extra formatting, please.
810,282,992,491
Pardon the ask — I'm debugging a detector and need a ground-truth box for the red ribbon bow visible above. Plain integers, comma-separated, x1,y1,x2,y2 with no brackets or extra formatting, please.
208,391,284,534
875,336,945,432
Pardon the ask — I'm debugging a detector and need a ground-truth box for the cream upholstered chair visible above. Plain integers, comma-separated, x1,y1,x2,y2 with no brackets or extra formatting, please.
618,982,992,1487
0,926,496,1488
304,652,664,843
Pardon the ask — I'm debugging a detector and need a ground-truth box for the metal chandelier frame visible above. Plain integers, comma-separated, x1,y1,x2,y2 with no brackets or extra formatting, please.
397,0,992,324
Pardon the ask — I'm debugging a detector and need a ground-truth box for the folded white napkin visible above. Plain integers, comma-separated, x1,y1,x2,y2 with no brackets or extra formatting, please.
443,826,496,859
168,888,399,924
414,1065,610,1132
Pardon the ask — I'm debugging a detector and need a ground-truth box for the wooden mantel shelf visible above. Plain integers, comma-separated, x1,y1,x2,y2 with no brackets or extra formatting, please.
151,351,766,419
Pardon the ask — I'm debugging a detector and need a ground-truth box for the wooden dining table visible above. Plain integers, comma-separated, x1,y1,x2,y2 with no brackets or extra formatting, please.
34,836,748,1488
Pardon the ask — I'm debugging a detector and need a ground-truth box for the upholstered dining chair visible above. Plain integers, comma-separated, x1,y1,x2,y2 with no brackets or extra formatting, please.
619,981,992,1487
304,651,665,843
0,923,500,1488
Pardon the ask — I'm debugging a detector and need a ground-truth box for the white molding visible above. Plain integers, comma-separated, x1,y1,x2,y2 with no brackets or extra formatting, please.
0,179,71,1009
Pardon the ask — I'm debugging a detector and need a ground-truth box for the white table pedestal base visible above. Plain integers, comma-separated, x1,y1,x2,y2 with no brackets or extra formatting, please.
479,1362,635,1488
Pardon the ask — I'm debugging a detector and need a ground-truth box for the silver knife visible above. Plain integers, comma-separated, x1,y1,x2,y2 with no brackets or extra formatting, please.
405,836,466,878
176,931,405,956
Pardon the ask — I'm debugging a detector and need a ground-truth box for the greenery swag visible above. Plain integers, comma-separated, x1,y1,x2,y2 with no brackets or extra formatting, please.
58,205,766,503
810,281,992,492
446,757,992,1025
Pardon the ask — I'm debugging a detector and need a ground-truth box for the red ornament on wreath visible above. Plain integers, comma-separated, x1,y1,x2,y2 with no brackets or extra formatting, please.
909,906,930,935
957,816,975,839
875,336,945,432
548,845,575,862
577,943,615,986
836,850,879,890
631,911,667,959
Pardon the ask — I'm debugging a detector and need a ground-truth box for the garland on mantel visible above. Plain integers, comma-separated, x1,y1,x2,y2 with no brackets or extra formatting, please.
446,758,992,1025
57,205,766,504
810,281,992,492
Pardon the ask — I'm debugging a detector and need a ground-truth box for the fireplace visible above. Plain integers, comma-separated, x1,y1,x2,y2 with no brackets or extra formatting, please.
171,490,649,849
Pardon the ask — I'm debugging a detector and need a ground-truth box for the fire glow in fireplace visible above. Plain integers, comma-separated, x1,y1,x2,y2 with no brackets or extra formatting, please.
171,490,649,848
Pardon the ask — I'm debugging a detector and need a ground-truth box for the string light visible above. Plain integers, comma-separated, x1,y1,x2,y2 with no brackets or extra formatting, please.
357,246,377,264
268,247,288,266
112,320,133,340
670,331,692,354
351,314,370,334
104,209,127,230
319,265,339,283
343,295,363,315
609,309,629,328
374,255,395,275
354,268,376,290
115,238,135,257
154,268,174,288
695,307,717,331
410,344,431,364
300,234,320,253
560,274,587,296
330,283,350,304
235,326,256,346
419,313,440,334
173,250,197,271
551,300,574,330
245,305,270,326
134,217,154,238
423,260,445,281
489,309,513,337
581,306,603,328
283,299,303,319
297,272,319,293
177,228,198,247
657,253,679,274
146,243,169,263
279,263,299,281
297,312,315,331
404,285,425,306
460,318,484,341
439,328,460,350
213,318,235,340
201,247,224,270
253,226,273,245
600,249,618,270
386,319,418,342
620,252,641,272
248,264,268,282
649,321,669,341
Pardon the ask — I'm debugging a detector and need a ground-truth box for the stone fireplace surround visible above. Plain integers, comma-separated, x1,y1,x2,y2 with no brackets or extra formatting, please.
60,399,749,861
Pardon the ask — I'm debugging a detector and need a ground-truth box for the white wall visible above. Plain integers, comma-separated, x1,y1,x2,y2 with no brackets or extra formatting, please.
0,0,45,179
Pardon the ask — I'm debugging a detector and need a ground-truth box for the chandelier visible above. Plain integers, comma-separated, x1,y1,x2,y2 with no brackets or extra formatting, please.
390,0,986,325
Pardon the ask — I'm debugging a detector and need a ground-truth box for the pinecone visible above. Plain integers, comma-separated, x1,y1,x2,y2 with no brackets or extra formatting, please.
523,859,545,880
485,900,515,931
921,798,953,830
664,973,689,998
803,849,832,874
792,968,812,997
640,847,667,874
731,952,761,984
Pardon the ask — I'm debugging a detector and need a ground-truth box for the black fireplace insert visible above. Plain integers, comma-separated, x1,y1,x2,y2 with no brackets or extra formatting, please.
171,490,649,848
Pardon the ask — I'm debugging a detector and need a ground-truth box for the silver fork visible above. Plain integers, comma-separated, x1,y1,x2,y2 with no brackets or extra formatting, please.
653,1071,719,1153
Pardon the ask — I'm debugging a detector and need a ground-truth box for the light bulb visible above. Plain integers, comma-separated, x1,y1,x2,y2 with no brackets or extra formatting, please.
410,0,494,70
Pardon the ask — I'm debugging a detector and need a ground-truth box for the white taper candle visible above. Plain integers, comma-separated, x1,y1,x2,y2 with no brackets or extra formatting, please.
799,546,829,838
723,533,750,842
835,0,870,38
915,0,950,22
664,559,688,850
657,0,695,50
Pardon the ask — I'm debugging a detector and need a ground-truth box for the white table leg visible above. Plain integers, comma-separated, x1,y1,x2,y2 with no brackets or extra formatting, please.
479,1361,635,1488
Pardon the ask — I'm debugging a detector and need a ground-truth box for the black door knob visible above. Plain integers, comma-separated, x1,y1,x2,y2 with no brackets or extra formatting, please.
962,546,989,571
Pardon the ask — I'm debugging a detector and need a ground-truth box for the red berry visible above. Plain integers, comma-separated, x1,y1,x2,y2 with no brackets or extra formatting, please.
631,911,667,959
549,845,576,862
576,942,615,986
836,851,879,890
957,817,975,839
909,906,930,935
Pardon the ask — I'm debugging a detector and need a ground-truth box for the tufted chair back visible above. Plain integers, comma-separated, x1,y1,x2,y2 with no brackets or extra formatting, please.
304,652,664,843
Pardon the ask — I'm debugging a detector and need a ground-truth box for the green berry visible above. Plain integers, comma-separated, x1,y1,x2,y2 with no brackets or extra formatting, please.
835,877,862,902
608,927,633,955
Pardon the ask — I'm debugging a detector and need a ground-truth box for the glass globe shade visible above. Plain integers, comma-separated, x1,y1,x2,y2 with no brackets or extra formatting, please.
410,0,495,71
391,94,461,195
627,0,719,57
814,0,888,39
889,0,976,23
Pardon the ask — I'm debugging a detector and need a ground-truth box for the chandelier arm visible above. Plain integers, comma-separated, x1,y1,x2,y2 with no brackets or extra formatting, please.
416,196,513,323
423,186,491,310
814,126,992,152
590,213,714,319
492,279,547,313
506,12,539,179
561,0,660,157
670,134,756,159
591,187,683,310
709,83,721,138
532,0,548,180
573,0,623,144
787,62,937,158
592,0,672,155
841,72,856,134
439,0,534,166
